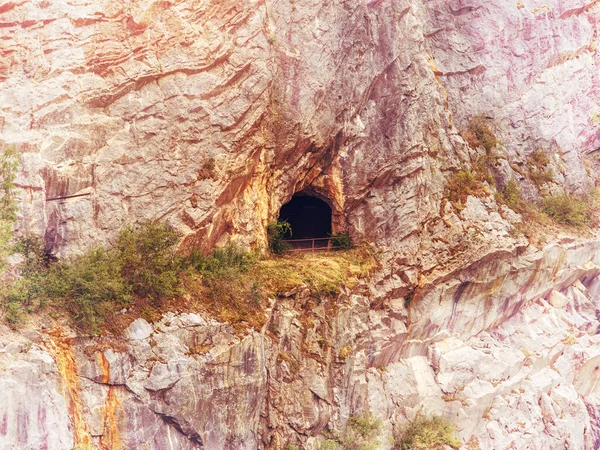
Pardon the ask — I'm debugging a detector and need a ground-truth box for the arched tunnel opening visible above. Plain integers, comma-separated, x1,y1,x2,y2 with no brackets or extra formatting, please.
278,192,332,248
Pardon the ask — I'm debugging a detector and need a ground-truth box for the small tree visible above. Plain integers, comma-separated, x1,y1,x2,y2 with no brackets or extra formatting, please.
116,221,182,301
395,415,460,450
329,232,353,250
267,220,292,255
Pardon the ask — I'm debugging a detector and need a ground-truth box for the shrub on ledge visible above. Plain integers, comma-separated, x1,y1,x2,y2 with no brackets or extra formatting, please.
445,170,488,207
6,221,182,333
395,415,461,450
267,220,292,254
542,193,590,227
329,232,353,250
4,220,378,333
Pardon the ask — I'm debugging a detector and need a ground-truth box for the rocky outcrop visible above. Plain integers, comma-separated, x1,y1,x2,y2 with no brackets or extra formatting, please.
424,0,600,193
3,0,455,257
1,0,598,259
3,236,600,449
2,0,600,449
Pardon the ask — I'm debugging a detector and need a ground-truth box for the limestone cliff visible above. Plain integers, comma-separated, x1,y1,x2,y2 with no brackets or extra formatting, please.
1,0,600,449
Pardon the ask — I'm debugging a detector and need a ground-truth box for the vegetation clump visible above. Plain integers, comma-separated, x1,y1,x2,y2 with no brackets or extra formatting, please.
320,413,383,450
198,157,216,180
445,170,488,207
4,222,183,333
187,245,377,327
527,149,553,188
395,415,461,450
183,244,264,326
461,116,501,153
0,147,18,271
37,247,132,333
3,222,377,333
186,244,254,274
0,147,20,325
117,222,182,301
496,179,529,214
542,193,591,227
267,220,292,254
447,116,504,207
330,232,353,250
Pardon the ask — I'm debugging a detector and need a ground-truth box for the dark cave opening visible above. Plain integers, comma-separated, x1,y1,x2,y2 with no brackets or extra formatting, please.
278,193,332,242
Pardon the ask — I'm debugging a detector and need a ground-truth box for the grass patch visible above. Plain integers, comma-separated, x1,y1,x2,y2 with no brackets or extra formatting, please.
184,245,378,329
495,179,529,214
527,149,553,188
444,170,489,208
253,246,376,298
320,413,383,450
461,116,501,153
542,193,591,227
395,415,461,450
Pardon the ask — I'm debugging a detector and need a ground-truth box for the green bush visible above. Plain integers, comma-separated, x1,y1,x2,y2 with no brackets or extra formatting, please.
445,170,487,207
0,146,18,223
320,413,383,450
342,413,382,449
542,193,590,226
267,220,292,254
15,237,52,277
0,147,20,326
41,248,131,333
462,116,501,153
395,415,460,450
187,244,254,274
320,440,341,450
5,221,182,333
0,146,18,272
330,232,353,250
527,149,553,187
117,222,181,301
4,301,25,328
496,179,528,214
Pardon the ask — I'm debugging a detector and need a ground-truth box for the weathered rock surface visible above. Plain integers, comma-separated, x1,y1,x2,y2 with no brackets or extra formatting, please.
0,335,73,450
1,0,597,258
424,0,600,192
2,237,600,448
2,0,600,449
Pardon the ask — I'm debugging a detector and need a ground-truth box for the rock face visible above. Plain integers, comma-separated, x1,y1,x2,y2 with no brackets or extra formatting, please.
424,0,600,192
4,238,600,449
2,0,600,449
2,0,598,257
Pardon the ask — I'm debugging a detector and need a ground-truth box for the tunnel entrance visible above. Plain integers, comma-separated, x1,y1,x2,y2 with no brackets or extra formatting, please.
278,193,332,248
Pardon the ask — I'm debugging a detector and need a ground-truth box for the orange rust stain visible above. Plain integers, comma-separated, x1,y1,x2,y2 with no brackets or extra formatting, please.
45,330,92,448
95,351,123,450
99,387,123,450
97,351,111,384
425,53,453,126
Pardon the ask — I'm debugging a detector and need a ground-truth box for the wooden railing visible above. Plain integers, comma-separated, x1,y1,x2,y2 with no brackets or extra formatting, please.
285,237,340,252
